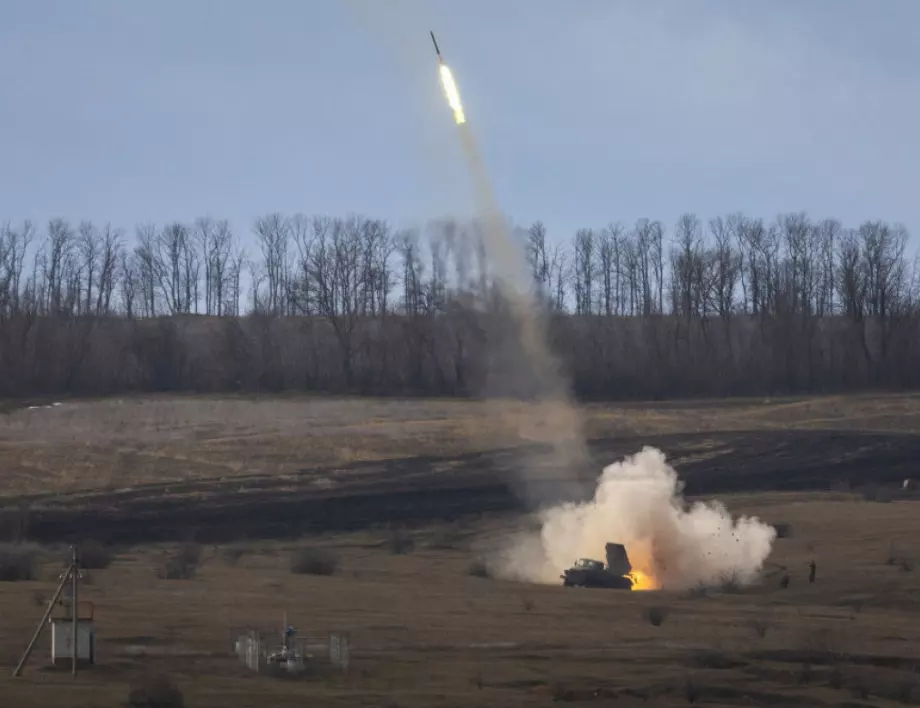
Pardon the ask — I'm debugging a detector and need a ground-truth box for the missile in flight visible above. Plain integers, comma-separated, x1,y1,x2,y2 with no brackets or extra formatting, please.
430,31,466,124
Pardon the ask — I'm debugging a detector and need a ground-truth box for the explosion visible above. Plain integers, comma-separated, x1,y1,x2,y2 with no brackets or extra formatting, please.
627,569,659,592
497,447,777,591
438,63,466,124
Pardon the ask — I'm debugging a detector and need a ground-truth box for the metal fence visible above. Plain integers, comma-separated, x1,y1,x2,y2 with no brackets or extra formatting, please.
232,628,350,674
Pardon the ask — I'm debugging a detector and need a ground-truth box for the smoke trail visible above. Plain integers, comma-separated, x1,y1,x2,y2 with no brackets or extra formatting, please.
495,446,777,590
454,124,588,499
340,2,587,501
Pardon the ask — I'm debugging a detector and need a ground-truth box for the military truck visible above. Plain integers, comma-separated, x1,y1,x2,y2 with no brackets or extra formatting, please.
561,542,634,589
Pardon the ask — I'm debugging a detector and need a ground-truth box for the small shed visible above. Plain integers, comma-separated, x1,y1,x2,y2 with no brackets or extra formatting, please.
50,600,95,666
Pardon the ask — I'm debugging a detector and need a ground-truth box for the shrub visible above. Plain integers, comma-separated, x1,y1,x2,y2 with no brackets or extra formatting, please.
156,543,202,580
0,505,30,543
896,679,920,704
750,619,770,639
719,572,742,594
79,540,113,569
222,546,245,566
862,484,893,503
428,525,467,550
388,529,415,555
644,606,668,627
773,522,793,539
886,542,899,565
290,548,337,576
684,677,700,703
0,543,39,581
125,673,185,708
468,560,490,578
683,584,708,599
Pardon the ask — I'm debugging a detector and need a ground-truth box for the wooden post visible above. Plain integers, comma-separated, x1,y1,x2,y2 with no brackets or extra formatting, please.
71,545,78,676
13,564,72,677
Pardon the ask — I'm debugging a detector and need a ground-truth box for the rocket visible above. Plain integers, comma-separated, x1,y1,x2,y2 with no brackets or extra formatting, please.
430,30,466,124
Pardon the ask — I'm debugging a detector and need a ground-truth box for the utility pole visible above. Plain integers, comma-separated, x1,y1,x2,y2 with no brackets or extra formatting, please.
71,545,78,676
13,545,79,678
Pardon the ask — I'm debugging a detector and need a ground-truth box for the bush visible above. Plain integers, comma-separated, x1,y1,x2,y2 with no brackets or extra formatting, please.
290,548,338,576
468,560,490,578
750,619,770,639
0,543,39,581
683,584,708,599
79,540,113,569
0,505,30,543
644,606,668,627
885,543,914,571
222,546,245,566
156,543,202,580
388,529,415,555
862,484,893,503
428,525,467,550
773,522,793,539
886,542,899,565
719,574,742,594
684,677,700,704
125,673,185,708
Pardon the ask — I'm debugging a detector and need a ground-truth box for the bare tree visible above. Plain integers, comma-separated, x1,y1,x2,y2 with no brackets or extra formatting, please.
155,222,198,314
708,216,740,317
0,208,917,398
671,213,704,317
134,225,159,317
309,216,366,386
573,228,595,315
78,221,100,315
254,213,290,315
598,223,624,316
44,218,75,314
526,221,551,303
0,220,33,315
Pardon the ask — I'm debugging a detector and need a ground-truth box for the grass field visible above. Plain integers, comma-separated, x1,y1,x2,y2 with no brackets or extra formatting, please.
2,394,920,706
2,393,920,496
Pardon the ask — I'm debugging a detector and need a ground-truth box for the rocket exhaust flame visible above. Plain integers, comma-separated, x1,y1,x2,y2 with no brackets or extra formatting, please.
429,31,466,125
627,569,659,592
438,64,466,125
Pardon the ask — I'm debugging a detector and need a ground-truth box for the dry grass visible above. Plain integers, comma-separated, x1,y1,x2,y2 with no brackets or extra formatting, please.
1,392,920,705
2,392,920,496
1,495,920,706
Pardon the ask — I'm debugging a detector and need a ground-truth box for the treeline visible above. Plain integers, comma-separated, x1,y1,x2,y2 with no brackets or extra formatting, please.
0,212,918,399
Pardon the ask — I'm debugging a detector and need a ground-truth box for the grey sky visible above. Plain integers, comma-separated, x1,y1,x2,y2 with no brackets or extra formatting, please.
1,0,918,245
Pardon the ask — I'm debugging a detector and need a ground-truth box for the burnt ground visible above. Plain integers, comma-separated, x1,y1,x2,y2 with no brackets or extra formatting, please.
6,428,919,546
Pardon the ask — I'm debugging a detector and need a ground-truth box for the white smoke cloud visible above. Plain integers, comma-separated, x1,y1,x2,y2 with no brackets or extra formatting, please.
496,446,776,590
